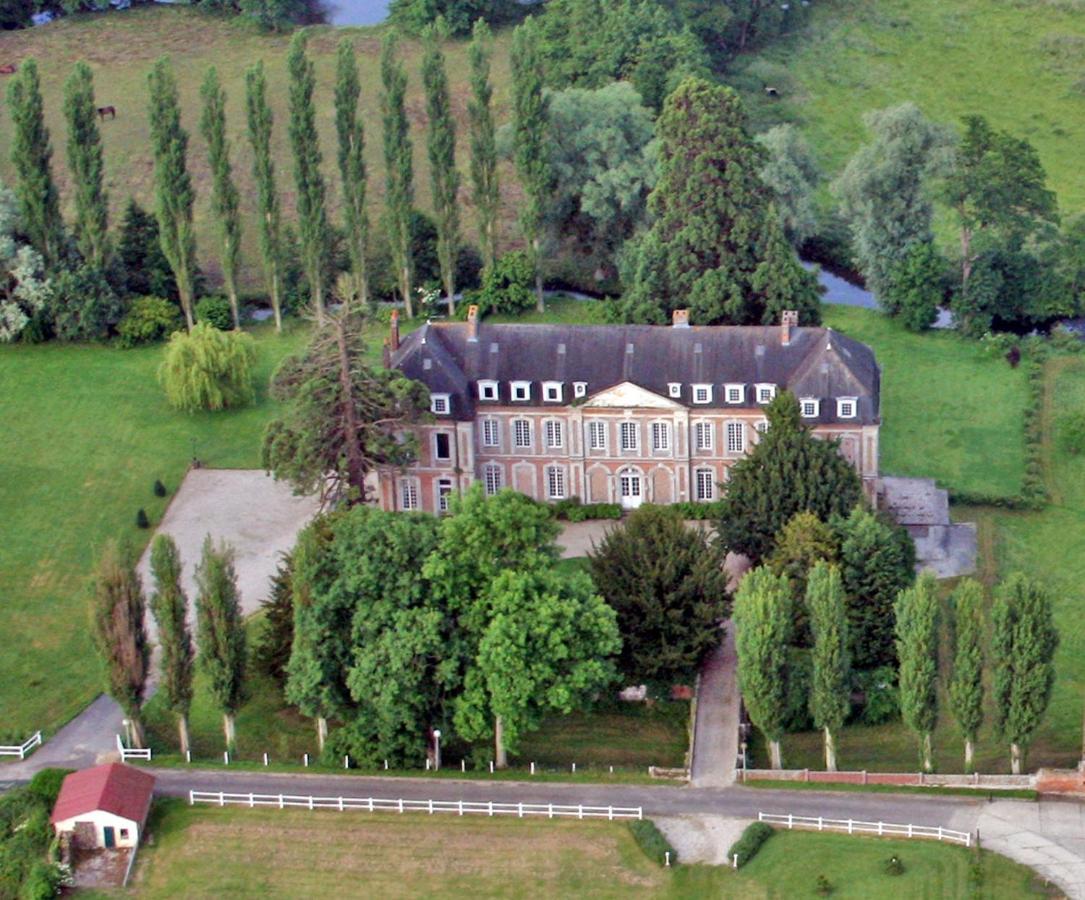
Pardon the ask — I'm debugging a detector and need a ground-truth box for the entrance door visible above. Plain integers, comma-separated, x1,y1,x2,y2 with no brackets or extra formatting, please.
103,826,115,849
619,471,642,510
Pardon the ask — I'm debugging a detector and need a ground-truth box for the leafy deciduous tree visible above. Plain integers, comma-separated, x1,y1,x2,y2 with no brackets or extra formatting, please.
63,62,110,268
334,39,370,307
948,578,985,772
381,32,416,318
0,182,51,342
245,61,285,332
468,19,499,271
895,572,939,772
149,534,195,755
807,562,849,772
755,124,820,248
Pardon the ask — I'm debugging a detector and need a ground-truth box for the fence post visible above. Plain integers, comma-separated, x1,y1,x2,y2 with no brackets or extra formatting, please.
578,804,584,821
458,800,463,817
263,752,268,767
429,799,434,815
518,802,523,819
461,760,466,773
490,761,494,774
189,790,195,806
344,755,349,770
608,806,613,821
399,799,404,814
787,813,793,830
665,851,671,867
368,797,374,813
908,823,913,838
548,803,553,819
186,750,191,764
878,822,884,836
862,770,868,785
219,792,225,807
224,751,229,766
818,816,823,831
249,793,254,808
279,794,284,809
530,762,535,775
848,819,853,835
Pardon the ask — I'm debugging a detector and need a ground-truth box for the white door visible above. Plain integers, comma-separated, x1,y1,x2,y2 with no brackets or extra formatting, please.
619,471,642,510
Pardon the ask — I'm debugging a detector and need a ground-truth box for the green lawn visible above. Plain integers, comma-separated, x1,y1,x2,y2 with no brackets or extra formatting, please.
736,0,1085,218
121,801,1046,898
0,323,307,737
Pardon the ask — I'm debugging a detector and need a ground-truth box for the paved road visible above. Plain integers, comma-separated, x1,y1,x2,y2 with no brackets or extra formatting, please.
1,694,123,780
690,625,740,788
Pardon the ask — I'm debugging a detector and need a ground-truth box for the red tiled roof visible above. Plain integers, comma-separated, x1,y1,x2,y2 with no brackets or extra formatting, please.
51,763,155,826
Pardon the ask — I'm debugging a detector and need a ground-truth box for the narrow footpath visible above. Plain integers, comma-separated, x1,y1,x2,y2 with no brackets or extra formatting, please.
690,624,739,788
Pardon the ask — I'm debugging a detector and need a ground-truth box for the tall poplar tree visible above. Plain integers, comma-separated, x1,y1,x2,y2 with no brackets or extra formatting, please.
468,18,499,271
8,58,63,267
287,33,331,323
149,534,195,756
89,541,149,749
733,566,792,769
200,66,243,329
63,62,110,268
381,32,415,318
807,562,849,772
334,38,370,306
510,18,552,311
895,573,939,773
147,58,198,331
245,61,284,332
948,578,985,772
992,573,1058,774
195,536,247,751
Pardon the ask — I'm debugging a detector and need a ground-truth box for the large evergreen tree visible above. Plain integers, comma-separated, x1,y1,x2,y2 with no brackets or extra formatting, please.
195,536,247,750
716,392,862,562
8,59,64,268
89,541,150,749
334,39,370,307
63,62,110,268
149,534,195,756
895,573,939,772
587,505,730,684
734,566,792,769
468,18,499,271
287,33,331,323
991,573,1058,774
422,23,461,316
245,61,285,332
199,66,243,329
948,578,985,772
807,562,849,772
147,58,198,330
380,32,416,318
510,18,553,311
617,77,820,326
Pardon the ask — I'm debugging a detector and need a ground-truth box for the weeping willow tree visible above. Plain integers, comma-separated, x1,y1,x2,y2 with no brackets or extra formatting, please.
158,322,256,413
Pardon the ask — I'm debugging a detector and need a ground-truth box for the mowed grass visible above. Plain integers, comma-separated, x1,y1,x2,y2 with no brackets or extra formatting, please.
0,323,307,736
0,7,518,290
737,0,1085,216
126,801,1045,898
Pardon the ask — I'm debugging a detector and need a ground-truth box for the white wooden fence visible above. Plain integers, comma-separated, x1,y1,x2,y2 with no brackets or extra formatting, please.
116,734,151,762
0,731,42,759
189,790,642,821
758,812,971,847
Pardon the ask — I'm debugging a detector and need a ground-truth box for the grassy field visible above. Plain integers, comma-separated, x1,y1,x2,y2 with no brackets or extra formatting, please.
737,0,1085,217
122,801,1046,898
0,7,518,291
0,322,307,737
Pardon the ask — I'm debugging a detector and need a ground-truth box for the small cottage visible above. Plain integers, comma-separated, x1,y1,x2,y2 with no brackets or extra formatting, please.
51,763,155,850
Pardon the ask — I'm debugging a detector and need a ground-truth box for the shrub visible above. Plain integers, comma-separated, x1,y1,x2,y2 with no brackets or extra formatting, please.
629,819,678,866
136,508,150,529
153,479,167,497
1006,345,1021,368
158,322,256,413
27,768,73,807
195,295,235,330
471,251,535,315
728,821,774,867
668,500,727,520
49,264,125,342
1061,411,1085,455
853,666,900,725
815,874,834,895
117,296,184,348
885,854,905,876
551,497,622,521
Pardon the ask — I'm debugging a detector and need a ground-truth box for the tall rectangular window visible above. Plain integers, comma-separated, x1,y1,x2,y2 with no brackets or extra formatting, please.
588,420,607,451
652,422,670,452
483,464,502,496
546,466,566,499
726,422,745,454
481,419,499,448
437,478,454,513
545,419,564,449
400,480,418,510
696,469,714,501
513,419,532,449
695,421,713,452
620,421,638,451
434,433,452,461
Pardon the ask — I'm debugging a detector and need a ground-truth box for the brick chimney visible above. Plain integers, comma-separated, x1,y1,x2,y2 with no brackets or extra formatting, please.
467,304,480,342
388,309,400,353
781,309,799,346
672,308,690,329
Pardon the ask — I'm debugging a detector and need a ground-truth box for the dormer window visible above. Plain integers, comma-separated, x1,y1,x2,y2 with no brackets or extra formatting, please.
838,397,858,419
692,384,712,404
725,384,745,404
543,381,563,403
573,382,587,398
478,380,499,401
431,393,451,415
756,383,776,404
668,383,682,398
511,381,531,402
800,397,820,418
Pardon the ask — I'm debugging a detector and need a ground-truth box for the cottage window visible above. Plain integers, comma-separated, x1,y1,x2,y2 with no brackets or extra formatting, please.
483,464,503,496
588,420,607,451
431,393,451,415
838,397,857,419
434,433,452,461
620,421,639,451
477,381,499,401
692,384,712,404
726,422,745,454
695,468,715,501
400,479,419,510
801,398,820,418
511,381,531,402
545,419,564,449
652,422,670,452
695,421,713,452
546,466,566,499
481,418,500,448
513,419,532,449
725,384,744,404
543,382,563,403
756,383,776,404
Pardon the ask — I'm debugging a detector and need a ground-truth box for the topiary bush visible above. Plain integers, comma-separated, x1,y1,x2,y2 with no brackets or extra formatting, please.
728,821,775,867
136,508,150,529
195,295,235,330
117,296,183,348
629,819,678,866
153,479,167,497
158,322,256,413
884,854,905,876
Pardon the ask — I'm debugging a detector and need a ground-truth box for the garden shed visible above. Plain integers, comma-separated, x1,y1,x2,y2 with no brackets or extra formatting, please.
51,763,155,850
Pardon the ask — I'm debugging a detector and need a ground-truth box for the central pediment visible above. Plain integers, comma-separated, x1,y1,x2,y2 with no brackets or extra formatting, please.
583,382,683,410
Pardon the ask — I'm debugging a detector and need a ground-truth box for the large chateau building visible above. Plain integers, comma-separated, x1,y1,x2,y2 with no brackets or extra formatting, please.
376,307,881,515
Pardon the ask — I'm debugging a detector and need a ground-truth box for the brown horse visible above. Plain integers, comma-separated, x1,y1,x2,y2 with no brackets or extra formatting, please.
0,64,17,76
97,106,116,120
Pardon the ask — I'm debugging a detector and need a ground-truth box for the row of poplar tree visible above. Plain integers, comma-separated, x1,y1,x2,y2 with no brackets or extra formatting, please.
5,18,558,334
735,566,1058,775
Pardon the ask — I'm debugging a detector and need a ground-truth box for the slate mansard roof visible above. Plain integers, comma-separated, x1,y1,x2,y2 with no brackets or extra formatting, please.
390,321,881,426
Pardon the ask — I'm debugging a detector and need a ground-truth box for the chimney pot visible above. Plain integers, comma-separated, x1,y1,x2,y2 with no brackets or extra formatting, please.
467,304,480,342
389,310,400,352
672,309,690,329
781,310,798,346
